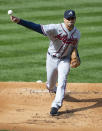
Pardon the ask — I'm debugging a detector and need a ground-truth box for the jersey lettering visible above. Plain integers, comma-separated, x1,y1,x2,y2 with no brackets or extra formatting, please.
55,33,78,45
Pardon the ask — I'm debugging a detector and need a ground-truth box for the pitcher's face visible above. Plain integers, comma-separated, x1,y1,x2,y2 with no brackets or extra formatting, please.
64,17,76,30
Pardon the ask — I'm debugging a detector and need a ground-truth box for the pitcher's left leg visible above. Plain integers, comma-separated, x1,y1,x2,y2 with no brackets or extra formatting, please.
51,59,70,110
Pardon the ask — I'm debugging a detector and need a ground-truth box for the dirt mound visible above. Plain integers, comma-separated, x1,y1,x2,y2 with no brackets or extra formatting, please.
0,82,102,131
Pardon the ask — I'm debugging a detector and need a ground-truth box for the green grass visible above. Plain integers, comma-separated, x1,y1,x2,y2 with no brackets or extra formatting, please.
0,130,14,131
0,130,10,131
0,130,15,131
0,130,9,131
0,0,102,82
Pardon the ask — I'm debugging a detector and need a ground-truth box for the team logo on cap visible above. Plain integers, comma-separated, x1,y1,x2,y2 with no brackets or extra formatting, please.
69,11,72,15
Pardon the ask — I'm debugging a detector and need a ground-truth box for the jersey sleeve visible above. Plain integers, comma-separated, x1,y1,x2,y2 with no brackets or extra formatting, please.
18,19,43,34
41,24,58,37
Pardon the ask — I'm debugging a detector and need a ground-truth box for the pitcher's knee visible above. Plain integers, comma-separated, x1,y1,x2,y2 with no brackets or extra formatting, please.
58,81,66,89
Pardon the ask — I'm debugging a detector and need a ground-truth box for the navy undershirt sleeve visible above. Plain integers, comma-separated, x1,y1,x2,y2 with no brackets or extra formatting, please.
17,19,43,34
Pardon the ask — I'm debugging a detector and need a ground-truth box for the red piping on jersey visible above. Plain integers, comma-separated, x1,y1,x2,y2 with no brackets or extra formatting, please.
54,25,77,58
60,45,69,57
70,29,76,39
56,24,69,57
60,29,77,57
56,44,64,53
60,24,68,35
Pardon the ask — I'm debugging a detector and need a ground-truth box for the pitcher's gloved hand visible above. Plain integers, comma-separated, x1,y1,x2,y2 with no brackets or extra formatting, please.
70,48,80,68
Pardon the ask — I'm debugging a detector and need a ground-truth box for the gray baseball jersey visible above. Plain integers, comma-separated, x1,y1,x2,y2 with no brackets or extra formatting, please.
42,23,80,59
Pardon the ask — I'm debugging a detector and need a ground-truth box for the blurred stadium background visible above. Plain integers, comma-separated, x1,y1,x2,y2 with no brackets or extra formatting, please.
0,0,102,82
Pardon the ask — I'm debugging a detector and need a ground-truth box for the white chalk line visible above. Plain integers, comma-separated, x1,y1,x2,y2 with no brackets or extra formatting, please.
29,89,102,94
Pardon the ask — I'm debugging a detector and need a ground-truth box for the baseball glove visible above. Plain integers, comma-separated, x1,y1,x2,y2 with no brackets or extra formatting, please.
70,48,80,68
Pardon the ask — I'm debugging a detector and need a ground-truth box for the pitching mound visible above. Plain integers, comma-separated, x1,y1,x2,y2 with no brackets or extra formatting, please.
0,82,102,131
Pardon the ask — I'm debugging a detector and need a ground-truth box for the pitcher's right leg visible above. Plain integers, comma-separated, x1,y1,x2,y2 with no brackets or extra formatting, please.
50,58,70,116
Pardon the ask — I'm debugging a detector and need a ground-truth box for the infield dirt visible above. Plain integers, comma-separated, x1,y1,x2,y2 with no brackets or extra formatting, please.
0,82,102,131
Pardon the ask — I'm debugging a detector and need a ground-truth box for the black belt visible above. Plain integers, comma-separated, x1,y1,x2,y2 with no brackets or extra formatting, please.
48,52,67,59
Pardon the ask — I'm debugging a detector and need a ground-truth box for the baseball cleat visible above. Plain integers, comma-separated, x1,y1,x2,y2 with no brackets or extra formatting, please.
50,107,58,116
46,86,57,94
49,89,56,94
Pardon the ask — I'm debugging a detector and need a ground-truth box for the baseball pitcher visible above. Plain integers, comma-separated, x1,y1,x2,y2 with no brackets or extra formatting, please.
10,9,81,116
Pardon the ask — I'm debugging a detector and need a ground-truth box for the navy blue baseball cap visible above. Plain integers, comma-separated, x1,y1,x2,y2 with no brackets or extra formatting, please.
64,10,76,19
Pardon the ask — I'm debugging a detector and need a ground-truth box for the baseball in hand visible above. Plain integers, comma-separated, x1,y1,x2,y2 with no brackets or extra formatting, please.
8,10,13,15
